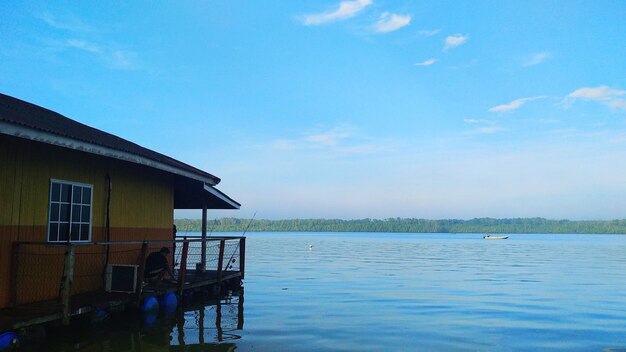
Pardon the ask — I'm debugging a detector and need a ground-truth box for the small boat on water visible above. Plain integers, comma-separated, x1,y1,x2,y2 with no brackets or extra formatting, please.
483,235,509,240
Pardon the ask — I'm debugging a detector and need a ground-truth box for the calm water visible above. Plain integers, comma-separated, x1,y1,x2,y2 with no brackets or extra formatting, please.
22,232,626,351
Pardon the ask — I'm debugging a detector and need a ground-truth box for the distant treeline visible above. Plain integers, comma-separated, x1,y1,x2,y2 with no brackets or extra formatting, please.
174,217,626,234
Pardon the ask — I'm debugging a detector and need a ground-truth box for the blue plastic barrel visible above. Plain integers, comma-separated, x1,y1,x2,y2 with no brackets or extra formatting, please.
159,293,178,315
142,311,158,328
91,309,109,323
141,296,159,313
0,332,18,350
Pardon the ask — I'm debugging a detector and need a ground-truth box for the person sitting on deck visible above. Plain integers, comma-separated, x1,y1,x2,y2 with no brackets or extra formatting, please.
144,247,175,283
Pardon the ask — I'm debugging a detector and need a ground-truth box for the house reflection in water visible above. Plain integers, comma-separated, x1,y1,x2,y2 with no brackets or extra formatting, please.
20,290,244,352
171,290,244,349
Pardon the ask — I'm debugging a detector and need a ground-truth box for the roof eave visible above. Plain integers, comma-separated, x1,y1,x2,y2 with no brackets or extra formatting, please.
0,121,219,186
204,184,241,209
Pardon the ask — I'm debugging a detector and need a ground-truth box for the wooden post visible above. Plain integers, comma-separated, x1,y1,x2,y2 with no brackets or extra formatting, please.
198,306,205,344
215,299,223,342
239,237,246,280
135,242,149,306
172,224,177,268
60,244,76,325
177,241,189,296
176,306,185,346
217,239,226,283
9,243,20,307
201,203,207,270
237,289,244,330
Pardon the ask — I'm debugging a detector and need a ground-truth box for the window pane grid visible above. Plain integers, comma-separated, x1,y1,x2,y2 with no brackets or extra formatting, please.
48,181,92,243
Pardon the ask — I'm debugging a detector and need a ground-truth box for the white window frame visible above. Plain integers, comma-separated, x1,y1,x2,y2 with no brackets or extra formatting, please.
47,179,93,243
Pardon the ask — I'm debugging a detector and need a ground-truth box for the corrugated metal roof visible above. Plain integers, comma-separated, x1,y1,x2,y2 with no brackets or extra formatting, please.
0,93,221,185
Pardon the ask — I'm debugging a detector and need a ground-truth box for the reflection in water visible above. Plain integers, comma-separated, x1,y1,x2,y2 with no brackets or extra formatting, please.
20,289,244,352
172,290,244,349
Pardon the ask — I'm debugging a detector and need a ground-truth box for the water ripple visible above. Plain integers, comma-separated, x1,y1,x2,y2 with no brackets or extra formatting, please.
243,233,626,351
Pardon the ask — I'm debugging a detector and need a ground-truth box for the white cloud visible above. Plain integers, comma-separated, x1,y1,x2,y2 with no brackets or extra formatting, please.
66,39,101,53
37,12,91,32
307,127,353,146
523,51,551,67
489,99,526,113
373,12,411,33
108,50,136,70
464,118,496,125
63,39,137,70
488,96,548,113
569,86,625,100
415,58,436,66
270,125,396,155
418,29,440,37
300,0,372,26
474,126,506,134
444,34,468,50
566,85,626,111
463,118,502,134
610,99,626,110
37,12,137,70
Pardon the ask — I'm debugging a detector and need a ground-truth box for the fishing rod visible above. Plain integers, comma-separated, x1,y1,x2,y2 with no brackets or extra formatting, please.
241,211,257,237
223,211,256,271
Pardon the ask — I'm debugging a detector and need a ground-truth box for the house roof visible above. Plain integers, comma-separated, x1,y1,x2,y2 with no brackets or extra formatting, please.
0,93,240,209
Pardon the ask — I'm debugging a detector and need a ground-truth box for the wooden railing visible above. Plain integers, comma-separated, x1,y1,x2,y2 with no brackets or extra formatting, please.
9,237,246,323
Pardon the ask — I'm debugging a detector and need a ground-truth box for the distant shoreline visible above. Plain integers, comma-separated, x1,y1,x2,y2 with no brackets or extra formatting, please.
174,217,626,235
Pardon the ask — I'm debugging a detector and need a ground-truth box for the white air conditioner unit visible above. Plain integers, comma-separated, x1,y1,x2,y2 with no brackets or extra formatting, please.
105,264,139,293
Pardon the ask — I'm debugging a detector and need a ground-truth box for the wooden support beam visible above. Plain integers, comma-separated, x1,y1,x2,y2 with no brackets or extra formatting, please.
237,289,244,330
217,239,226,284
198,306,205,345
239,237,246,280
9,243,20,307
60,244,76,325
172,224,177,268
177,241,189,296
176,305,185,345
215,299,223,342
201,203,207,269
135,242,149,306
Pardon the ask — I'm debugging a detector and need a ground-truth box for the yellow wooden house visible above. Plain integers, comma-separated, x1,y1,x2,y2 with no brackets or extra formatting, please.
0,93,240,309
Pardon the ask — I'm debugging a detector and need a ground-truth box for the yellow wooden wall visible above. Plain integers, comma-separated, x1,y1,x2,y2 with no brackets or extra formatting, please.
0,134,175,308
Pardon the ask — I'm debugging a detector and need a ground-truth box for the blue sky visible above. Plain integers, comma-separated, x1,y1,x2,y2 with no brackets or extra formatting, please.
1,1,625,220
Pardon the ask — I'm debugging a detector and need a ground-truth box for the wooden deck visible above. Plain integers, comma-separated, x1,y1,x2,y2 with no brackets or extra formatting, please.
0,270,242,332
